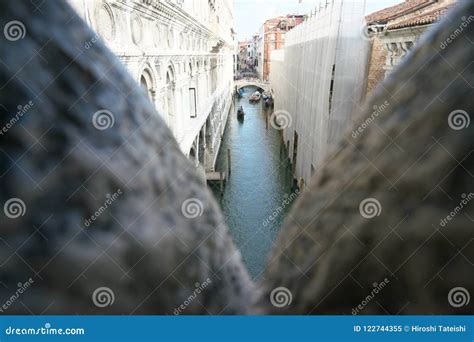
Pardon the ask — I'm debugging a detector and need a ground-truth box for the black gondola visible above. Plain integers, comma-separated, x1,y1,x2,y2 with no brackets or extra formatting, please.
237,106,245,120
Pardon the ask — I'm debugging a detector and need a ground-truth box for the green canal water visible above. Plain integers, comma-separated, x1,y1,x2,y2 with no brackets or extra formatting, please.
210,86,296,279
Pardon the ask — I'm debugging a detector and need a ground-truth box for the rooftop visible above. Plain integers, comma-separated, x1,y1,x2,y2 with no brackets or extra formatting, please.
366,0,434,24
387,3,453,29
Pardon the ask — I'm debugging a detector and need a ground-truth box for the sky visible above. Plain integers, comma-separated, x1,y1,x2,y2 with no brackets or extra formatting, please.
234,0,402,40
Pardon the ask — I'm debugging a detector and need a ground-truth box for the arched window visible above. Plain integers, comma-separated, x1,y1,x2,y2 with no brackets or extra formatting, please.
140,68,155,101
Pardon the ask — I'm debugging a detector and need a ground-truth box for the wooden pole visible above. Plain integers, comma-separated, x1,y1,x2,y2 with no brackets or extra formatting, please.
299,177,305,192
227,148,231,177
220,171,224,194
286,140,290,160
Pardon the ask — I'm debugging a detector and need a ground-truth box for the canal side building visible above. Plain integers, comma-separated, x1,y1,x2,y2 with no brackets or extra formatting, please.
365,0,456,96
269,1,370,187
257,15,305,81
237,40,249,74
68,0,236,172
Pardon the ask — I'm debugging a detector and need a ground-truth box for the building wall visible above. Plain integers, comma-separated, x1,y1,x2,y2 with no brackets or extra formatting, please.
261,16,304,81
263,30,284,81
365,37,388,97
68,0,235,171
365,0,455,97
257,27,264,78
270,0,370,185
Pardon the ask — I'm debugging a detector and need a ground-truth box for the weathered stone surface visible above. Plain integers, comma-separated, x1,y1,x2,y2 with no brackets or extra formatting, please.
0,0,254,314
260,0,473,314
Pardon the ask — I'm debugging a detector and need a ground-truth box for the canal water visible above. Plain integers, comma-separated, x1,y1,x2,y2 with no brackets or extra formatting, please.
210,86,296,279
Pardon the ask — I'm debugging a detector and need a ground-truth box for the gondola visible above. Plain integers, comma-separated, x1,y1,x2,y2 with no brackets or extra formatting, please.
237,106,245,121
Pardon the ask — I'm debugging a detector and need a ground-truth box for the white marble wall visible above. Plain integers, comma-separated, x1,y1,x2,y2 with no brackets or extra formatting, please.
68,0,235,169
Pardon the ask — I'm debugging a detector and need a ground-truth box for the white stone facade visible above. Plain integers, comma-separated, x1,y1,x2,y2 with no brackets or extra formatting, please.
68,0,236,171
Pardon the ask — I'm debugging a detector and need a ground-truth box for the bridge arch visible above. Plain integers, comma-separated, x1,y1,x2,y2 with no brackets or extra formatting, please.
235,79,270,93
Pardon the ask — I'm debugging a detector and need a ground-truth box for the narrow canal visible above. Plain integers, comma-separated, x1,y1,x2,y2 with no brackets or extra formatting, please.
210,86,296,279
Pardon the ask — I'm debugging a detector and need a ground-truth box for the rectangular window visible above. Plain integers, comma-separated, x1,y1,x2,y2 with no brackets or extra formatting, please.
189,88,197,118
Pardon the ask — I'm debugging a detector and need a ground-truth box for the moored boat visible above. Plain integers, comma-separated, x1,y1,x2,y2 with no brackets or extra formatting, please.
249,91,261,103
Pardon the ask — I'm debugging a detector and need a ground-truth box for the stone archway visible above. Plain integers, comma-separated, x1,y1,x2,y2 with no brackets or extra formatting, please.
140,68,155,101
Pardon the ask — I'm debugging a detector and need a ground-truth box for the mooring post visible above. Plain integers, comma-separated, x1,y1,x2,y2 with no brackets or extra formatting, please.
220,171,224,194
299,177,305,192
227,148,231,177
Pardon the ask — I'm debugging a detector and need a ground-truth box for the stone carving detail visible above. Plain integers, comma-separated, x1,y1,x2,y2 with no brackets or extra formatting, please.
153,22,160,47
180,31,185,49
167,26,174,49
94,1,115,41
185,33,190,50
384,41,415,73
131,14,143,45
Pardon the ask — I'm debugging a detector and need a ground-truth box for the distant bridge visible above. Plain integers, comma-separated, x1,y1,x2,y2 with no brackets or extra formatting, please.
235,79,271,92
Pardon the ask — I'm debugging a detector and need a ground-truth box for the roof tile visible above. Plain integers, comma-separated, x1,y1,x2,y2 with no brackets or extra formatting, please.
387,4,453,29
366,0,433,24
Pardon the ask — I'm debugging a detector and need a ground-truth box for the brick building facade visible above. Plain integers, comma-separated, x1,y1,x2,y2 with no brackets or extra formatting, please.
365,0,456,96
257,15,305,81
